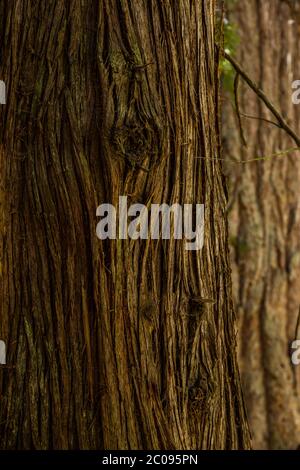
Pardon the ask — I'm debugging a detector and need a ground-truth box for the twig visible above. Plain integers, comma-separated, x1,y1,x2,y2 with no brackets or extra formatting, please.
195,147,300,163
240,112,281,129
224,52,300,148
234,72,247,146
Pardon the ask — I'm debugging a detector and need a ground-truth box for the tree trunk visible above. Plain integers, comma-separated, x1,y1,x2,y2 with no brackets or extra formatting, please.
223,0,300,450
0,0,250,449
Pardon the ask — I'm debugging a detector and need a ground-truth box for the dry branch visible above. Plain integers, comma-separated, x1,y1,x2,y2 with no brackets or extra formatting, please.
224,52,300,147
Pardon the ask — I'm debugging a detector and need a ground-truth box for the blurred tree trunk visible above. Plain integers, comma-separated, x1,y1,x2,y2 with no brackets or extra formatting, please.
0,0,250,449
223,0,300,450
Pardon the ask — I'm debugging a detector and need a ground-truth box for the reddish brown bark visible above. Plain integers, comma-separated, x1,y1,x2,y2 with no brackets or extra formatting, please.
0,0,250,449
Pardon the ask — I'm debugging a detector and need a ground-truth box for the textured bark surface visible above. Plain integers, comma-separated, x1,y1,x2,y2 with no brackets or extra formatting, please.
223,0,300,450
0,0,250,449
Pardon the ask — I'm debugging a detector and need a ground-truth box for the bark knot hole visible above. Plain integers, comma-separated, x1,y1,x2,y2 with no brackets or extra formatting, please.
111,120,161,164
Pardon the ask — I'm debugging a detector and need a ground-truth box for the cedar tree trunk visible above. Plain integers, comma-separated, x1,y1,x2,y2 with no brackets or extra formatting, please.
0,0,250,450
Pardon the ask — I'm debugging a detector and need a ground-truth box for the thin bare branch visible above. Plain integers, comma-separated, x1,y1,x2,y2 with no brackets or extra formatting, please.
240,112,281,129
196,147,300,163
234,72,247,146
224,52,300,148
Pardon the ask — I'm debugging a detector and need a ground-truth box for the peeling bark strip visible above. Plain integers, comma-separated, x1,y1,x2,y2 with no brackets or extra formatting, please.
0,1,250,449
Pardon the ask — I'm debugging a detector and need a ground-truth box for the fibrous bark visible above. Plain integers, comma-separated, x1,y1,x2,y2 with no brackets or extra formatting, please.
0,0,250,449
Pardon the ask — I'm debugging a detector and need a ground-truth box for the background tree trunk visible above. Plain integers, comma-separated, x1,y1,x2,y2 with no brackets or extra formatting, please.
223,0,300,450
0,0,250,449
